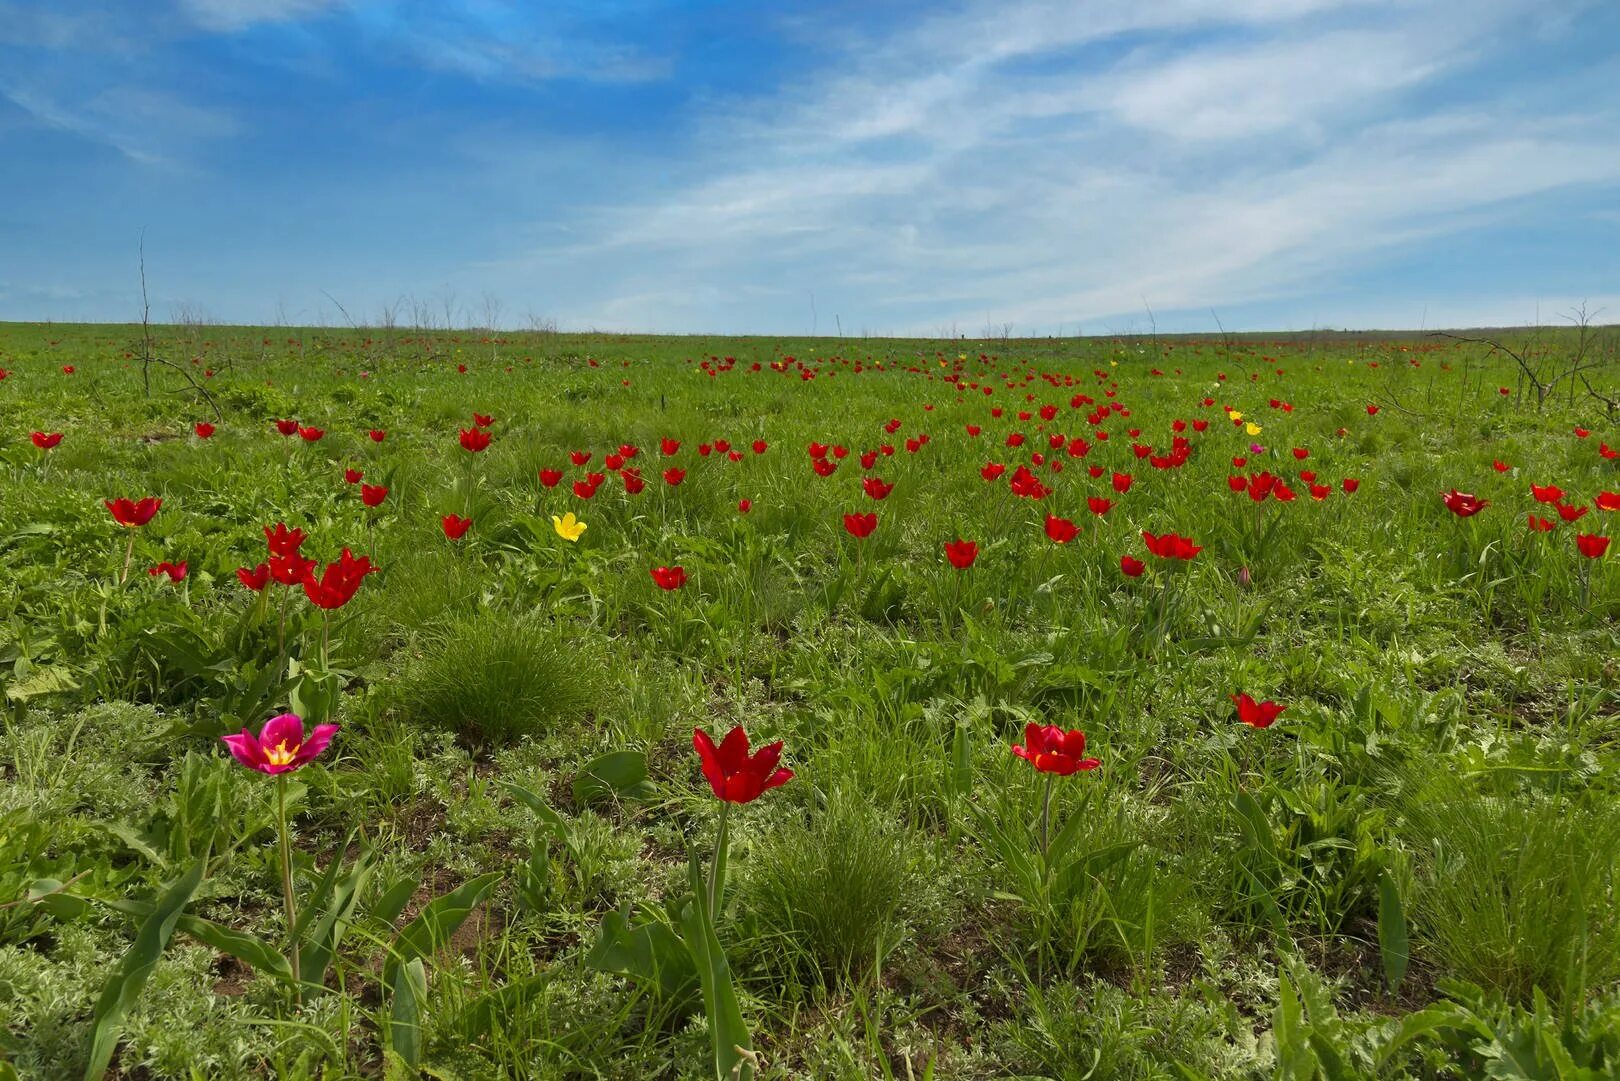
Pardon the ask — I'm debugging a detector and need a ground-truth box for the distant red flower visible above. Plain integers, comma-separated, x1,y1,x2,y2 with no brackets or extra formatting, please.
1044,514,1079,543
844,512,878,538
1492,460,1510,473
472,412,493,428
812,458,838,477
650,565,687,590
30,431,62,450
194,422,215,439
1574,427,1590,438
1120,555,1146,577
1442,490,1488,517
106,497,162,528
692,725,793,804
147,560,187,582
1142,531,1201,560
807,441,829,459
1576,533,1611,558
269,552,316,586
298,425,324,442
538,468,563,488
570,449,591,466
981,463,1006,481
459,427,491,452
1087,496,1114,516
1342,478,1360,494
944,539,979,569
572,480,597,499
737,498,752,513
660,437,681,456
361,484,388,508
1596,492,1620,512
1111,471,1133,494
1530,483,1564,504
862,476,894,500
275,419,299,436
237,563,271,591
368,429,386,442
1232,692,1285,729
1527,514,1555,532
1366,404,1380,415
1291,447,1309,460
621,471,646,494
1309,483,1332,501
752,439,768,454
1557,502,1589,523
663,467,686,486
61,365,75,374
442,514,472,540
1011,723,1099,775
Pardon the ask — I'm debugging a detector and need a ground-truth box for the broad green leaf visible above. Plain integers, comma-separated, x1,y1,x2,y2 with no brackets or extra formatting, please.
1378,872,1409,994
680,848,753,1081
384,872,501,988
299,850,375,991
502,781,567,833
572,750,653,807
178,914,294,983
585,907,697,1001
84,854,207,1081
387,957,428,1068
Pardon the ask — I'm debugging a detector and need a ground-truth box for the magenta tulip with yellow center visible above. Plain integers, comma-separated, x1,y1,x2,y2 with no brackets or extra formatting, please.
222,713,339,775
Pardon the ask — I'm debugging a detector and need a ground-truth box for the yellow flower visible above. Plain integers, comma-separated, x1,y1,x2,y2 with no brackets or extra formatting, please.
1110,360,1118,367
1246,421,1263,436
552,512,587,542
1228,410,1243,422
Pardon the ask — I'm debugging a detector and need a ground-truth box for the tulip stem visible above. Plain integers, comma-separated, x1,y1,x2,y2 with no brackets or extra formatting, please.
1038,773,1054,865
707,800,731,917
119,533,136,586
275,774,301,1005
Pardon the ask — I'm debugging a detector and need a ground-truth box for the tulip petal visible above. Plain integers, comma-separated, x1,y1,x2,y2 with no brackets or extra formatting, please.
221,730,267,772
291,723,340,766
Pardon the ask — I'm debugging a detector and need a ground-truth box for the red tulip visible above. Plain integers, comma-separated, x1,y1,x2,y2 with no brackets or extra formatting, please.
1442,490,1488,517
812,458,838,477
459,427,491,452
1531,483,1564,504
573,480,597,499
692,725,793,804
1087,496,1114,516
843,512,878,539
1142,531,1201,560
147,560,187,582
237,563,271,591
808,441,829,459
1557,502,1588,523
1576,533,1610,558
1291,447,1309,460
1308,483,1331,501
1527,514,1555,532
661,437,681,456
1043,514,1079,543
31,431,63,449
538,468,563,488
302,548,377,609
1232,692,1285,729
944,539,979,569
752,439,768,454
343,467,362,484
1574,427,1590,438
106,497,162,528
650,565,687,590
862,477,894,500
61,365,74,374
298,426,324,442
361,484,388,508
570,449,592,466
1342,478,1360,494
1366,404,1380,416
194,422,215,439
222,713,339,775
1120,555,1146,577
442,514,472,540
1595,492,1620,512
1111,472,1133,493
368,429,386,442
472,412,493,428
737,499,752,513
1011,723,1099,775
269,552,316,586
981,463,1006,482
263,523,307,557
663,467,686,487
1492,460,1510,473
275,419,299,436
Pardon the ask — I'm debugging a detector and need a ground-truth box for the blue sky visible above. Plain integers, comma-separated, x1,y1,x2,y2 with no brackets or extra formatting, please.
2,0,1617,334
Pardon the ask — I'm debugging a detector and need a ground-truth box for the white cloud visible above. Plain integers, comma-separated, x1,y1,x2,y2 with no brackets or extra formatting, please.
176,0,340,32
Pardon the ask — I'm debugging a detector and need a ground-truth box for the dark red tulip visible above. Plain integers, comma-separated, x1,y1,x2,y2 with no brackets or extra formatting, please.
661,437,680,456
843,512,878,539
263,523,307,557
539,468,563,488
472,412,493,428
738,499,752,513
1556,502,1587,523
1232,692,1285,729
32,431,63,449
147,560,187,582
269,552,316,586
237,563,271,591
194,422,215,439
693,725,793,804
650,565,687,590
368,429,386,442
862,477,894,500
944,539,979,569
1595,491,1620,512
1492,460,1510,473
1120,555,1146,577
570,449,592,466
106,497,162,528
981,463,1006,482
752,439,767,454
1087,496,1114,516
812,458,838,477
361,484,388,508
1044,514,1079,543
1366,404,1380,415
298,426,324,442
275,419,299,436
442,514,472,540
1011,723,1099,775
1527,514,1555,532
302,548,377,609
1342,478,1360,494
344,468,363,484
573,480,597,499
662,467,685,487
459,427,491,452
1531,483,1563,504
1442,490,1488,517
1576,533,1610,558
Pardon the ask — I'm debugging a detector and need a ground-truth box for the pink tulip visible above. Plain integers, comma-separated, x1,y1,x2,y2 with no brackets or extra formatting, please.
222,713,339,775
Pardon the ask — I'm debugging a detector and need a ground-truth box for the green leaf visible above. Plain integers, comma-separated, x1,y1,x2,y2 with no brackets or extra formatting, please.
571,750,653,807
177,914,294,983
1378,872,1409,994
387,957,428,1069
5,664,79,702
502,781,567,834
368,872,421,930
1273,966,1312,1081
584,907,697,1001
83,854,207,1081
299,849,375,991
680,848,753,1081
384,872,501,988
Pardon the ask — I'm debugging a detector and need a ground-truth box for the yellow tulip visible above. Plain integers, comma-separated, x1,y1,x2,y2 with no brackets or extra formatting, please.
552,512,587,542
1246,422,1263,436
1228,410,1243,421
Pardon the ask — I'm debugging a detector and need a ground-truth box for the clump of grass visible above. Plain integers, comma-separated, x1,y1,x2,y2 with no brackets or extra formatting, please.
1404,773,1620,1005
742,790,921,992
397,611,602,746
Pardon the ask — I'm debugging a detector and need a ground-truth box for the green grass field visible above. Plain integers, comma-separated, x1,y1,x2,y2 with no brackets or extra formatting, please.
1,321,1616,1079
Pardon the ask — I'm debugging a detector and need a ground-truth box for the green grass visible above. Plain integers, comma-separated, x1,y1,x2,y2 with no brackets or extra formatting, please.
0,321,1616,1078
